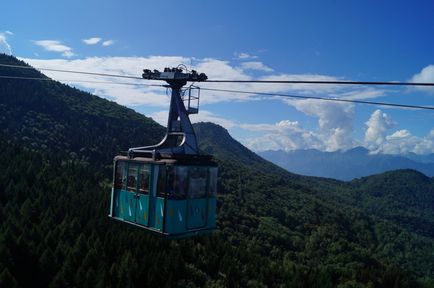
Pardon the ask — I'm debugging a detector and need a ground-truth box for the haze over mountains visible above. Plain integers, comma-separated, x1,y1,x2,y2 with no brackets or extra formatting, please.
259,147,434,181
1,54,434,287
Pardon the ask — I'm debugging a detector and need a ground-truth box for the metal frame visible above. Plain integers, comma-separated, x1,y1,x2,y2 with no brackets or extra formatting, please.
128,68,207,159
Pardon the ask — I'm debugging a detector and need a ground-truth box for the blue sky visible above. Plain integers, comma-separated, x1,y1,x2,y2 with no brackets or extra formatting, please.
2,0,434,154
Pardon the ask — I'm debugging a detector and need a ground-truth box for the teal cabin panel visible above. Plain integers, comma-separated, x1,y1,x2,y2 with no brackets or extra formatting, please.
165,200,187,234
187,198,207,229
207,197,216,229
136,194,149,226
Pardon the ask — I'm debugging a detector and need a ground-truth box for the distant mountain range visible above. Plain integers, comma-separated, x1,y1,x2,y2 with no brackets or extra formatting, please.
259,147,434,181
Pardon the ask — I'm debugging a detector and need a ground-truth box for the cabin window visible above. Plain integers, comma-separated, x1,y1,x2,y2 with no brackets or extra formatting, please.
127,164,138,192
167,166,188,199
157,166,167,197
208,167,218,197
139,165,151,194
114,161,126,189
188,166,207,199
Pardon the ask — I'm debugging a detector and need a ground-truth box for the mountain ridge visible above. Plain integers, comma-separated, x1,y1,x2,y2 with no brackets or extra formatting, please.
259,147,434,181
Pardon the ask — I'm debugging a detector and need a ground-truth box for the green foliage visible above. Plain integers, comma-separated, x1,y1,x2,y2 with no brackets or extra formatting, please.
0,54,164,176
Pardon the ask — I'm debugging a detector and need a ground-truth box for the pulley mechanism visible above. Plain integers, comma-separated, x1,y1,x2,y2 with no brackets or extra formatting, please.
128,67,208,159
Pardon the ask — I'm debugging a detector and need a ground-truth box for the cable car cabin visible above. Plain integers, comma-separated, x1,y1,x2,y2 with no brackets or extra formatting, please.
109,155,217,238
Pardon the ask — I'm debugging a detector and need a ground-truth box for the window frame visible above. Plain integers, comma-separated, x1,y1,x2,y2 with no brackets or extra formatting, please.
114,161,126,189
166,165,189,200
208,167,218,197
138,164,151,195
157,165,167,198
187,166,208,199
127,163,139,192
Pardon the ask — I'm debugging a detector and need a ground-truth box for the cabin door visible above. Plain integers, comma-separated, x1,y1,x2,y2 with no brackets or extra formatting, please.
187,166,208,229
135,164,151,226
149,166,164,231
124,163,138,223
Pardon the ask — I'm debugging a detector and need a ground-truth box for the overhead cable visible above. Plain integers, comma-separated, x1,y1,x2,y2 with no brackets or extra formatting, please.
1,66,433,111
0,63,143,80
1,63,434,87
199,87,434,111
205,79,434,87
0,74,165,87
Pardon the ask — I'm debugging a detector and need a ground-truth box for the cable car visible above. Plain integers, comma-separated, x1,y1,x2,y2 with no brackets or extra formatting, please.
109,67,217,238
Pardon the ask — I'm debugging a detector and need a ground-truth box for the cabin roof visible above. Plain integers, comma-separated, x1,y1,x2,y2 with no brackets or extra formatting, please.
114,154,217,166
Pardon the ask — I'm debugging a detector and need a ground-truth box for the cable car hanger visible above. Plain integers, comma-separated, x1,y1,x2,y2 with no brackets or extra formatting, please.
127,67,209,160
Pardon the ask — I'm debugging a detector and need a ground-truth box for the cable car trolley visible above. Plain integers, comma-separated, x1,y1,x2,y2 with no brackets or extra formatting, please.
109,67,217,238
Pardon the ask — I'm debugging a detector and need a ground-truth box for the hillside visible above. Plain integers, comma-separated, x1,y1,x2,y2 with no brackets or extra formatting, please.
1,54,434,287
259,147,434,181
0,54,164,172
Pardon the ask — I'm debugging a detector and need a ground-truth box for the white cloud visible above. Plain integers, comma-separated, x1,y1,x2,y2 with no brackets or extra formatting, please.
364,109,395,151
5,31,13,35
409,65,434,93
362,110,434,154
234,52,258,59
288,99,356,151
102,40,115,47
241,120,324,152
83,37,102,45
20,56,192,106
151,110,237,130
239,61,273,72
33,40,75,57
190,110,236,129
149,110,168,126
340,87,387,100
387,129,411,139
258,73,343,96
21,55,426,154
19,55,388,108
381,130,434,155
0,31,12,55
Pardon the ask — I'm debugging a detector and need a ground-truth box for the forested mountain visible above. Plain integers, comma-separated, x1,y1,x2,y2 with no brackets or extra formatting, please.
0,54,163,174
1,54,434,287
259,148,434,181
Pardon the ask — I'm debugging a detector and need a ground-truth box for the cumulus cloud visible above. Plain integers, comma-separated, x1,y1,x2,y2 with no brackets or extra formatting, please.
22,55,428,154
102,40,115,47
239,61,273,72
20,55,388,108
409,65,434,93
387,129,411,139
83,37,102,45
288,99,356,151
364,109,395,151
20,56,193,106
361,110,434,154
382,129,434,155
242,120,324,151
0,31,12,55
33,40,75,57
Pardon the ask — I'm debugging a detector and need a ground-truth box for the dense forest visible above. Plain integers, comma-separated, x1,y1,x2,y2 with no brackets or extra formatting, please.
1,54,434,287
